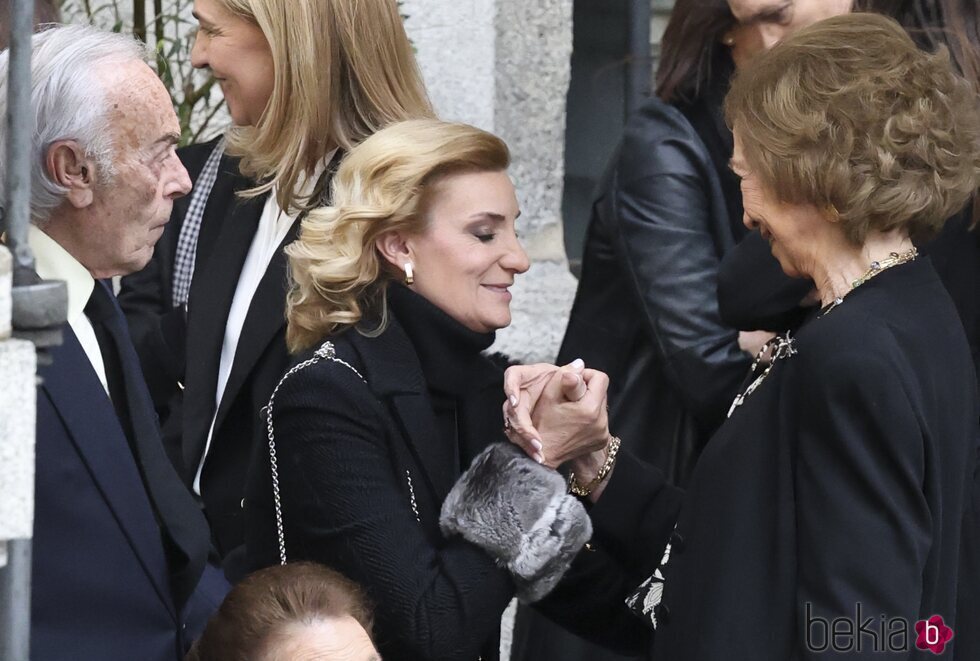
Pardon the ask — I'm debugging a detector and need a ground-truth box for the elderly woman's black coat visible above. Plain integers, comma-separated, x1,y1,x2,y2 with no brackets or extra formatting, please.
594,257,977,660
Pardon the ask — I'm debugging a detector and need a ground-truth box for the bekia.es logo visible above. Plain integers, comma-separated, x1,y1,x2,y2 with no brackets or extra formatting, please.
805,603,954,655
915,615,954,655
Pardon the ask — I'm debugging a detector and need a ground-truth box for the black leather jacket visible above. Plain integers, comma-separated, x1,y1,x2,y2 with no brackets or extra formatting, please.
558,97,750,487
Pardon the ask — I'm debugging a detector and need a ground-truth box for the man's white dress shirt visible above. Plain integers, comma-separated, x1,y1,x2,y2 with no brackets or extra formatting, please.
28,225,108,395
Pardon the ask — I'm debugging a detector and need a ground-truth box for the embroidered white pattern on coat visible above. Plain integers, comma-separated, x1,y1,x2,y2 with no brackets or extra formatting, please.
625,530,673,629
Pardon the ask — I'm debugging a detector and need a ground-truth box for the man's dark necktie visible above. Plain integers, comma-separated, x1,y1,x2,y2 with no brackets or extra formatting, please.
83,279,209,610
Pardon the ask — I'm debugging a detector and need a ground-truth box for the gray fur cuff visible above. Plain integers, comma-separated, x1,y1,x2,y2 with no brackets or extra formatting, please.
440,442,592,602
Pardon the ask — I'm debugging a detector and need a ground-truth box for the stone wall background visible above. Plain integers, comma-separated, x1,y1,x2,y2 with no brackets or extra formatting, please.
404,0,578,364
0,248,38,569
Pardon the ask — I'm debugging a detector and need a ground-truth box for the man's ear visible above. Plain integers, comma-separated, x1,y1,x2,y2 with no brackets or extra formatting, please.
375,231,413,271
46,140,96,209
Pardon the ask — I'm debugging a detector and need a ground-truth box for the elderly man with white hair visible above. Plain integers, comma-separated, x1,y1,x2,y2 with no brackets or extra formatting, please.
0,24,228,660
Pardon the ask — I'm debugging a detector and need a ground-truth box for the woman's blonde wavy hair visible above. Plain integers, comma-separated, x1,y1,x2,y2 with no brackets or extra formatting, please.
285,119,511,353
725,12,980,244
212,0,434,214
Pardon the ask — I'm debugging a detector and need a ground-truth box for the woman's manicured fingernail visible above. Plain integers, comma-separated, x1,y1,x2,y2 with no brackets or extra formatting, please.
570,358,585,371
530,438,543,451
509,394,518,407
535,453,545,464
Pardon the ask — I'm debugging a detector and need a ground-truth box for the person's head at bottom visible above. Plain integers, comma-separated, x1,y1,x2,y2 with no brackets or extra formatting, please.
186,563,379,661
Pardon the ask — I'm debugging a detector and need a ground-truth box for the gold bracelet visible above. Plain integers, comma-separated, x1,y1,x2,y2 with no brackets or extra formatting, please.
568,436,621,497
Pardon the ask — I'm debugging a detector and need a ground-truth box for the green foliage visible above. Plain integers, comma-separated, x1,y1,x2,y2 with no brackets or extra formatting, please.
60,0,226,145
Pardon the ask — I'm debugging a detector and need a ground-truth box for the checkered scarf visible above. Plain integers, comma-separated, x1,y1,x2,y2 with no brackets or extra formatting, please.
171,138,226,308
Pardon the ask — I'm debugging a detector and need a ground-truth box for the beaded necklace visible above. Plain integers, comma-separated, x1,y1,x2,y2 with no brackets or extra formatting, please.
727,246,918,417
820,247,918,316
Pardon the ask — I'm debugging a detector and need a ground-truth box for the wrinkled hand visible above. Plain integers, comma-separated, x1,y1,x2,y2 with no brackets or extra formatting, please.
502,360,582,460
503,361,611,468
738,330,776,359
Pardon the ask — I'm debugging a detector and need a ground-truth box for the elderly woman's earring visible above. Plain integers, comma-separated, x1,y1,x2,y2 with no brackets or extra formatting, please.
825,203,841,222
404,262,414,285
722,33,736,47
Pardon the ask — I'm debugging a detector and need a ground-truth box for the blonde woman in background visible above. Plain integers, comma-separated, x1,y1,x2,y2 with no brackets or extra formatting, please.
118,0,434,579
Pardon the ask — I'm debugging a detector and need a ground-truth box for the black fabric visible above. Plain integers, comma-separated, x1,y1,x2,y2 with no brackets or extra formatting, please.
716,229,814,331
119,137,228,423
121,145,346,573
83,280,214,610
584,258,978,660
33,315,228,660
243,291,683,660
557,96,750,489
956,435,980,660
243,308,514,661
388,284,501,470
86,284,136,449
674,52,744,241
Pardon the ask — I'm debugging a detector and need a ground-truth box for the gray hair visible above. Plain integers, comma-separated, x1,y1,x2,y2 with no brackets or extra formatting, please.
0,24,151,224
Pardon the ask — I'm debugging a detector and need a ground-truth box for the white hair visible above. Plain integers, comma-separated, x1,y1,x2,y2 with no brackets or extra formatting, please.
0,24,151,224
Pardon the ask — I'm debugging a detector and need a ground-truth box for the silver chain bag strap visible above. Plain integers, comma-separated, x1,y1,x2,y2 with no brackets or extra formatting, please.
264,340,366,565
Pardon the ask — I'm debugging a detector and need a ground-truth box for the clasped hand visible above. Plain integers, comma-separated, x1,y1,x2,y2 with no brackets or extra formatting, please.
502,359,612,469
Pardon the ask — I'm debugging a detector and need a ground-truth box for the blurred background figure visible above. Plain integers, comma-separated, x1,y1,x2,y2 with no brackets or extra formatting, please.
558,0,764,501
186,563,379,661
0,0,60,51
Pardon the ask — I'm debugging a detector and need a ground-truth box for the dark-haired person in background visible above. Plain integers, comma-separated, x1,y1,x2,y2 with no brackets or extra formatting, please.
558,0,767,499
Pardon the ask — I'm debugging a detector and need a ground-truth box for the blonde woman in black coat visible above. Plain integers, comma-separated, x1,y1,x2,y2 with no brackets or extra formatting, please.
244,120,680,660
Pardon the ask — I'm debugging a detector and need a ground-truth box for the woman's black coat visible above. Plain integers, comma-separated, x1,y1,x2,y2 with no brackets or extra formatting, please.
600,258,978,660
118,142,344,571
244,288,681,660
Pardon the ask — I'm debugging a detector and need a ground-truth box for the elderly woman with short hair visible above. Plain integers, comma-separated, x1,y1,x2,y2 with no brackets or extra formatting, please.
499,13,980,660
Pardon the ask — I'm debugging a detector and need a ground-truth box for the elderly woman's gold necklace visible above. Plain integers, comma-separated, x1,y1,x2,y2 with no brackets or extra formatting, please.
728,247,919,417
821,246,919,316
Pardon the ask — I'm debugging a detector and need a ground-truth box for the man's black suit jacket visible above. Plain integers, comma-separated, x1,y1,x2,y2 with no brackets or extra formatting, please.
33,310,228,660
